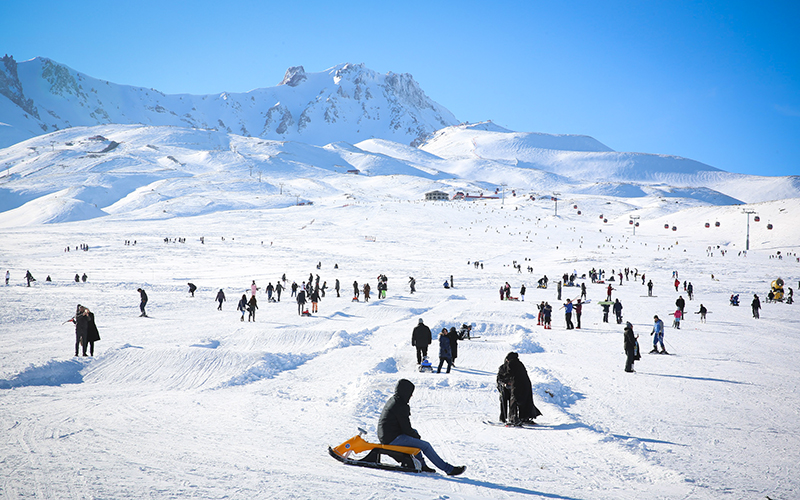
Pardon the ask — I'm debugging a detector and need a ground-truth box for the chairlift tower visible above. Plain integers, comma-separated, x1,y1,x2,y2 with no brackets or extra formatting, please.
630,215,640,236
553,192,561,217
742,209,756,251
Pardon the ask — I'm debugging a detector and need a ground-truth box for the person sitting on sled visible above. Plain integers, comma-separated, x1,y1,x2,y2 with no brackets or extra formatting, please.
378,379,465,476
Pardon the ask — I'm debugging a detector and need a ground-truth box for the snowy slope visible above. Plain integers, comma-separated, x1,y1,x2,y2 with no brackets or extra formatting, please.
1,192,799,499
0,56,458,149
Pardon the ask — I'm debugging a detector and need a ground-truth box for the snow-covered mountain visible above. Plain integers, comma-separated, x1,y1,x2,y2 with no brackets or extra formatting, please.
0,56,458,149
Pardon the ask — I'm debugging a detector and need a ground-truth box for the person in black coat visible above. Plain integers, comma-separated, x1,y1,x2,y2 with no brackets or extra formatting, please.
411,319,432,364
188,283,197,297
71,305,90,356
502,352,542,425
448,326,459,367
377,379,465,475
247,295,258,322
497,360,513,423
216,289,226,310
137,288,148,317
437,329,452,374
613,299,623,324
297,289,307,315
624,322,639,373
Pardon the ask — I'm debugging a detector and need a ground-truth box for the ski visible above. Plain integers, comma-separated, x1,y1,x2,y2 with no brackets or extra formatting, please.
483,420,540,429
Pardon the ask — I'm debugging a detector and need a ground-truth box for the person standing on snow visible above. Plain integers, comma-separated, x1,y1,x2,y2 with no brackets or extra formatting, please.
377,379,465,476
650,315,667,354
437,328,453,374
353,281,359,300
563,299,574,329
674,278,680,292
575,299,583,329
676,296,686,318
275,282,283,302
310,286,320,313
297,288,307,315
647,280,654,296
334,279,340,298
412,319,432,365
291,281,298,297
448,326,459,367
137,288,148,317
624,322,639,373
580,282,587,300
188,283,197,297
752,294,761,319
5,270,9,285
520,284,526,302
499,352,542,425
606,284,613,301
697,304,708,323
251,280,258,296
613,299,623,324
363,282,371,302
216,289,226,310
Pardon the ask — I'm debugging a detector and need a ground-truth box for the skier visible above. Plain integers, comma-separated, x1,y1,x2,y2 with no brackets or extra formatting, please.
676,295,686,317
697,304,708,323
497,358,513,423
377,379,465,476
672,308,682,329
69,305,90,356
188,283,197,297
237,294,247,321
215,289,226,310
498,352,541,425
437,328,453,374
412,319,432,365
624,322,639,373
613,299,623,324
751,294,761,319
650,315,667,354
137,288,148,317
563,299,574,330
247,294,258,322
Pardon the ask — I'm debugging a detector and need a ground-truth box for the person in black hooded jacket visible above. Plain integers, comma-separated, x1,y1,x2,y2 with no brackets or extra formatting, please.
502,352,542,425
377,379,465,476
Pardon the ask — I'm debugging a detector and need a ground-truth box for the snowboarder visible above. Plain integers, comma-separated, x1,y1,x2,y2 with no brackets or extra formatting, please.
377,379,465,476
497,352,541,425
412,318,432,365
188,283,197,297
247,295,258,322
437,329,453,374
215,289,226,310
624,322,639,372
137,288,148,317
237,294,247,321
650,315,667,354
752,294,761,319
25,270,35,287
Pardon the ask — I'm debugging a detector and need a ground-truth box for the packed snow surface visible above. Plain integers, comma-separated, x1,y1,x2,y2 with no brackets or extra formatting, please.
1,182,799,498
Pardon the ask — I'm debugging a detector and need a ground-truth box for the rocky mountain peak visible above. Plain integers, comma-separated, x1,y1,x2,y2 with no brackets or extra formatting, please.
279,66,307,87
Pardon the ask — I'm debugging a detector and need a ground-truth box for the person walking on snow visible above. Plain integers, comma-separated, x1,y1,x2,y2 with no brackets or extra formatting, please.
237,294,247,321
647,280,654,296
437,329,453,373
575,299,583,329
650,315,667,354
247,294,258,322
377,379,465,476
752,294,761,319
613,299,623,324
520,284,526,302
672,308,682,329
251,280,258,296
606,284,613,301
563,299,574,329
216,289,226,310
412,319,432,365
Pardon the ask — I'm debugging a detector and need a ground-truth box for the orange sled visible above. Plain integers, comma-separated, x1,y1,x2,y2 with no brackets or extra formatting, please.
328,429,429,473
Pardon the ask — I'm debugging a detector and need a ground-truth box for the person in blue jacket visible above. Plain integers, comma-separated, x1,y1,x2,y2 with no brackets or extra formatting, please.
650,315,667,354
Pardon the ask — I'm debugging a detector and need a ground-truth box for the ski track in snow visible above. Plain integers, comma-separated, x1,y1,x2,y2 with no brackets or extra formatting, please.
0,197,798,499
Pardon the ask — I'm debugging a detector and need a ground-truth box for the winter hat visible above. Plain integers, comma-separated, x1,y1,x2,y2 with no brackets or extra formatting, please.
419,318,424,324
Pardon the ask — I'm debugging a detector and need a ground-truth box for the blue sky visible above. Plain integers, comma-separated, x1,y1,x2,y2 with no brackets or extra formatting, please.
2,0,798,176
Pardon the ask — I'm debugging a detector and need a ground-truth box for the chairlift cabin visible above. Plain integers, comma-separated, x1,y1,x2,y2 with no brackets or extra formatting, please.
599,214,604,219
664,224,670,229
577,210,582,215
705,223,710,228
603,218,608,223
767,223,774,230
635,222,640,227
715,221,720,227
573,205,578,209
672,226,677,231
629,220,634,225
754,216,761,222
